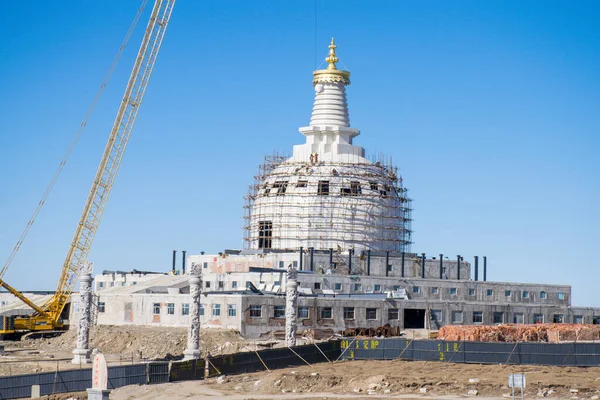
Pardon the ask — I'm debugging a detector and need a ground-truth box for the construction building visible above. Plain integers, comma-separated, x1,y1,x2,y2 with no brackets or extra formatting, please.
64,39,600,338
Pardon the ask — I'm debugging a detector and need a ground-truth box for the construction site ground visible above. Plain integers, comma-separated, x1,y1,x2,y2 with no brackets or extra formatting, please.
0,325,261,376
32,359,600,399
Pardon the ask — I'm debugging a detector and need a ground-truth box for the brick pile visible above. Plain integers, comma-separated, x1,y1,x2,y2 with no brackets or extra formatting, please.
438,324,600,343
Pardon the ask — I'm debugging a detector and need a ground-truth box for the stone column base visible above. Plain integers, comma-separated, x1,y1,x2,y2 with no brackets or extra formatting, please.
72,348,91,365
86,388,111,400
183,348,201,360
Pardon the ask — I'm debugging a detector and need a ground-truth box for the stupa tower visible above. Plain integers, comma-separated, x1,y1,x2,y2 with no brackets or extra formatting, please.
244,39,412,253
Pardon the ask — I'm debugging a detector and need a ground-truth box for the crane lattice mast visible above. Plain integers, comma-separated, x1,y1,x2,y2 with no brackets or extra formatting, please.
24,0,176,329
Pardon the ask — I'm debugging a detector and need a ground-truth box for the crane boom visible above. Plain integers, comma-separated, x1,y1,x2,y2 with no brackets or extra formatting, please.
0,0,176,332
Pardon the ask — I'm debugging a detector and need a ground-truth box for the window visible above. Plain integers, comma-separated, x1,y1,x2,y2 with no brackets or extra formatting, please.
350,181,362,195
533,313,544,324
273,180,288,195
318,181,329,195
540,291,547,299
249,305,262,318
258,221,273,249
369,182,378,190
228,304,237,317
274,281,281,286
73,302,80,313
132,281,137,285
232,281,238,289
279,261,285,268
412,286,421,294
200,304,204,316
110,282,115,287
121,282,126,287
354,283,362,291
449,288,457,295
486,289,493,296
574,315,583,324
366,308,377,320
298,306,309,319
334,283,342,291
274,305,285,318
293,261,298,268
98,302,106,313
167,303,175,315
296,180,308,188
314,282,321,290
505,290,511,297
593,317,600,325
203,262,208,269
468,288,475,296
393,285,400,291
374,284,381,292
182,303,189,315
152,303,160,315
99,282,104,288
205,281,211,289
343,307,355,319
513,313,524,324
452,311,463,323
388,308,399,320
430,310,442,322
340,187,351,196
320,307,332,319
431,287,439,295
212,304,221,317
558,292,565,300
493,312,504,324
472,311,483,324
387,264,393,272
522,290,529,299
553,314,564,323
217,281,224,289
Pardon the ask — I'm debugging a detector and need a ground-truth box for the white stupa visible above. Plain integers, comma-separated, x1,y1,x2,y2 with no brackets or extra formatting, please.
244,39,412,252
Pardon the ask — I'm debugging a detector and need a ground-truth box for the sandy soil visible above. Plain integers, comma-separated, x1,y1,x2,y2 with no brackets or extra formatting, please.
0,325,251,376
106,360,600,399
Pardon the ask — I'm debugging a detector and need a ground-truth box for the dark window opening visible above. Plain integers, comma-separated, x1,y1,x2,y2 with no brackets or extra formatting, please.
318,181,329,195
343,307,355,319
351,181,362,195
340,188,351,196
369,182,378,190
320,307,332,319
388,308,399,320
379,190,388,198
258,220,272,249
314,282,321,290
274,306,285,318
296,180,308,188
366,308,377,320
273,181,288,195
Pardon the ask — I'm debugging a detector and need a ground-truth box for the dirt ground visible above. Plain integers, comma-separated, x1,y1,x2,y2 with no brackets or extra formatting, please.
107,359,600,399
0,325,253,376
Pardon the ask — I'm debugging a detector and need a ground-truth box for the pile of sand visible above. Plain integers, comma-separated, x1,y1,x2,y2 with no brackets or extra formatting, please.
439,323,600,342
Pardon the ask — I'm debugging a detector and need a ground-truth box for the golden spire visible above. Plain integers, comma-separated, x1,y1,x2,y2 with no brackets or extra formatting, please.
326,38,338,70
313,37,350,85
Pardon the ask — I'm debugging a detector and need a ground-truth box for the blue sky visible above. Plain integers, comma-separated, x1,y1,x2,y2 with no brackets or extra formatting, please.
0,1,598,305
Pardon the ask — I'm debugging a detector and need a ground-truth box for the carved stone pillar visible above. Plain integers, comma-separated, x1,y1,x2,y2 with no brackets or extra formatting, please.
285,266,298,347
183,262,202,360
72,263,93,364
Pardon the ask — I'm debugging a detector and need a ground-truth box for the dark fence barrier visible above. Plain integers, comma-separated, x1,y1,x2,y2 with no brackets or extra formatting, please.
340,338,600,367
170,341,341,381
0,362,169,400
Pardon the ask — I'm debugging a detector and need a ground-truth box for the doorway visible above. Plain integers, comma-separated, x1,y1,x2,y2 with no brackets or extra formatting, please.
404,308,425,329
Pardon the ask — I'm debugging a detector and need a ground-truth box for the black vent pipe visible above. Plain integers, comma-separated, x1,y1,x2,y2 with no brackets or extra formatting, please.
401,252,405,277
439,254,443,279
457,255,461,280
421,253,426,278
299,246,303,271
309,247,314,272
385,251,390,277
483,256,487,281
474,256,479,281
172,250,176,273
348,249,353,274
367,250,371,276
182,250,186,274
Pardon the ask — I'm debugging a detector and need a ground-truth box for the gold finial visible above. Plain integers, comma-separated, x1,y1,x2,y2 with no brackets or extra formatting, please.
325,38,338,70
312,37,350,85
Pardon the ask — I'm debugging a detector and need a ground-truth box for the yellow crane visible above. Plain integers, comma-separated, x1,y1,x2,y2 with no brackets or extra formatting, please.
0,0,176,335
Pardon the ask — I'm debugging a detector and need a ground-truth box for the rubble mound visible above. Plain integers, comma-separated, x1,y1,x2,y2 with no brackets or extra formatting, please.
439,324,600,342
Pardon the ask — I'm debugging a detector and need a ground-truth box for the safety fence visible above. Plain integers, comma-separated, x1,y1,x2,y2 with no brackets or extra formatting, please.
0,363,162,400
340,337,600,366
170,341,341,381
0,341,341,399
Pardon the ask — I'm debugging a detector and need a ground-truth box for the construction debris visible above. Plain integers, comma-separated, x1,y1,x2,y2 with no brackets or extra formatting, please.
439,324,600,343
